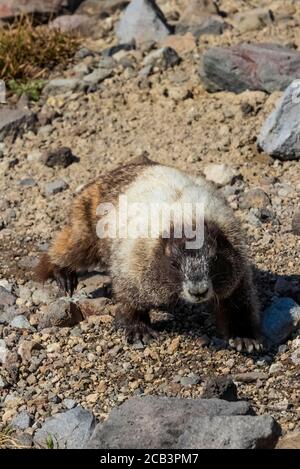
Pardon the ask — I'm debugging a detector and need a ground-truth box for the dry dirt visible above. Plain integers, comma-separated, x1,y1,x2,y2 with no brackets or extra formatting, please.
0,0,299,445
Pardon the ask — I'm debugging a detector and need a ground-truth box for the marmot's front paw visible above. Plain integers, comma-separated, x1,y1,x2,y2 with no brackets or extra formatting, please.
125,323,158,345
53,267,78,297
228,337,264,353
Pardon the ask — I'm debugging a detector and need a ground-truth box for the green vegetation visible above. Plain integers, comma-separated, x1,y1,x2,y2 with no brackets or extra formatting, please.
0,17,79,100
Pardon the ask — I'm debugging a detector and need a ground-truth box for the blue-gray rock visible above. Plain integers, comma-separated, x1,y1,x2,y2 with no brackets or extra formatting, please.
63,398,77,410
44,179,69,197
176,17,231,37
19,178,37,187
33,407,96,449
262,297,300,344
258,81,300,160
43,79,81,96
83,69,113,85
116,0,172,45
11,411,32,430
10,315,32,330
177,415,280,449
180,374,201,386
0,286,16,307
0,108,36,141
200,43,300,94
87,396,280,449
0,306,21,325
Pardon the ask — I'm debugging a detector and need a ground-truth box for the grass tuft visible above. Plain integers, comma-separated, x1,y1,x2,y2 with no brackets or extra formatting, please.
0,17,79,99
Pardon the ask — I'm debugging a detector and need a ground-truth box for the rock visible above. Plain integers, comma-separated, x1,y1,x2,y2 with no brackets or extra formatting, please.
176,416,280,449
269,363,284,374
17,340,42,362
143,47,181,71
258,80,300,160
0,338,7,364
41,147,77,168
176,17,230,37
49,14,94,35
88,396,280,449
179,0,220,26
38,299,83,329
0,375,7,388
292,212,300,235
83,69,113,86
77,0,128,17
180,373,200,386
200,43,300,94
44,179,69,196
203,163,236,186
0,286,16,306
116,0,172,45
31,288,53,305
11,411,32,430
19,177,36,187
0,108,36,141
232,372,268,383
234,8,274,33
33,406,96,449
0,0,82,19
63,398,77,410
262,297,300,344
14,431,33,448
239,188,270,210
291,349,300,365
27,149,43,162
43,79,80,96
10,315,32,330
102,42,136,58
160,33,196,55
0,279,12,292
202,376,237,401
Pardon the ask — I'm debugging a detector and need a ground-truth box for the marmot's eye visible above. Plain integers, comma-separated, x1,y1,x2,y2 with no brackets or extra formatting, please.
170,260,179,269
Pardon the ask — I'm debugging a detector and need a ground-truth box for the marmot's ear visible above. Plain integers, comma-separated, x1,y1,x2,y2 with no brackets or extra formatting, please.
205,220,230,249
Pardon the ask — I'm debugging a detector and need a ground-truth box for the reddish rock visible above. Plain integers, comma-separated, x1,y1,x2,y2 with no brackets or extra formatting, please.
200,43,300,93
49,14,94,34
0,0,82,19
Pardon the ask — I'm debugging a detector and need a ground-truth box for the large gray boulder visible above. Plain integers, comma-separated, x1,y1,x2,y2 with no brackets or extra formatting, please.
258,80,300,160
88,396,281,449
34,406,96,449
200,43,300,93
116,0,172,45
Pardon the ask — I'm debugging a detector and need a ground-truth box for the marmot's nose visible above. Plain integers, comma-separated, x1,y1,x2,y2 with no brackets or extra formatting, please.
188,281,209,298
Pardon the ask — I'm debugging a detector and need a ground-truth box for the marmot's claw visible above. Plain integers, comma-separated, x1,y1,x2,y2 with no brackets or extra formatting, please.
53,267,78,297
126,323,158,345
229,337,263,353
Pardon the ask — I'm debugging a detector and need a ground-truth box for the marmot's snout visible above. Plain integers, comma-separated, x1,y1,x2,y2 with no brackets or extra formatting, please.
182,278,213,304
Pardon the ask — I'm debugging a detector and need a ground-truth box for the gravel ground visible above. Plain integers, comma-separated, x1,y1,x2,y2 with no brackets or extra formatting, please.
0,0,299,445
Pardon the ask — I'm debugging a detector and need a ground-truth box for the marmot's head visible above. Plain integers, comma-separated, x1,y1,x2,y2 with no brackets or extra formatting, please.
154,220,245,305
